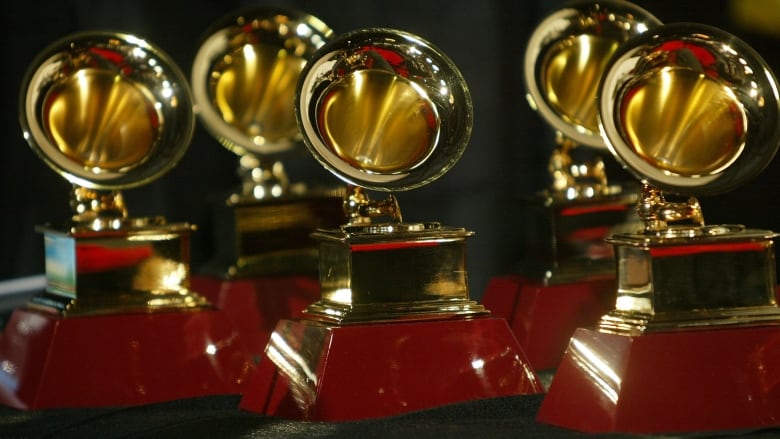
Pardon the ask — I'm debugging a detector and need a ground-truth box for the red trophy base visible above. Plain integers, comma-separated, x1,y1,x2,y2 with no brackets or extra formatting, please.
537,326,780,434
240,316,544,421
190,275,320,358
0,308,255,410
482,275,615,370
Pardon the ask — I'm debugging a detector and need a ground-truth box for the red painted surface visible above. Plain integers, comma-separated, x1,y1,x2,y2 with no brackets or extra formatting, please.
77,243,154,273
349,240,442,252
190,275,320,359
240,317,544,421
537,326,780,433
559,203,630,216
649,241,767,257
482,275,615,370
0,308,255,409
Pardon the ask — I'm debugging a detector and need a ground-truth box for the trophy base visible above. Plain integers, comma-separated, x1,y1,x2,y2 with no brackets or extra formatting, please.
482,274,615,372
0,307,254,410
239,316,544,421
190,275,320,359
537,326,780,434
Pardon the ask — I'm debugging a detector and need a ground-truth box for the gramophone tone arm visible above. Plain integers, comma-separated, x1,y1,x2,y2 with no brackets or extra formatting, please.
638,184,704,232
344,186,403,225
548,135,608,195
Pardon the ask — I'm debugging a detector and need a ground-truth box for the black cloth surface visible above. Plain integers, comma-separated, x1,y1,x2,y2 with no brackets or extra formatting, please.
2,393,780,439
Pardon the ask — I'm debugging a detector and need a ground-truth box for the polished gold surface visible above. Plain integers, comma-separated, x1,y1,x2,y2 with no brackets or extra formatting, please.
303,223,488,324
317,70,439,174
621,68,746,177
637,184,704,234
33,224,210,316
45,68,157,171
21,32,194,190
192,8,332,157
21,31,205,315
525,2,660,200
191,10,346,278
520,187,641,284
70,186,129,229
543,35,620,134
211,42,306,147
525,0,661,149
519,3,652,277
594,24,780,334
226,193,345,277
343,186,403,226
297,28,472,191
599,24,780,195
601,228,780,334
292,29,481,322
547,135,611,197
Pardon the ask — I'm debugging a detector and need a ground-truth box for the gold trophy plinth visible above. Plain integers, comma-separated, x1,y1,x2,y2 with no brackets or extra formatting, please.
538,23,780,433
305,220,482,324
188,8,345,357
483,0,659,374
0,32,253,410
239,28,543,421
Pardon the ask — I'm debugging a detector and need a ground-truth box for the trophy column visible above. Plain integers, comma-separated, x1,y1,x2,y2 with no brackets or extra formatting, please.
188,8,345,359
538,24,780,433
239,28,543,421
482,0,660,375
0,32,253,410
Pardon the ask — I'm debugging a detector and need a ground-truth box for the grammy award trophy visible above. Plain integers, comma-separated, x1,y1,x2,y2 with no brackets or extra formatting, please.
239,28,544,421
537,23,780,433
188,8,345,358
0,31,253,409
482,0,660,374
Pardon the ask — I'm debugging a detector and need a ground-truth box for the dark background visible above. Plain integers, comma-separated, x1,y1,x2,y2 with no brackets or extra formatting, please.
1,0,779,299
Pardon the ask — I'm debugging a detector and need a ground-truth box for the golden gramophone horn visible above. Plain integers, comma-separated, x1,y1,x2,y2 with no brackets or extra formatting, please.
598,23,780,196
525,0,661,149
296,28,473,192
191,7,333,158
20,31,194,190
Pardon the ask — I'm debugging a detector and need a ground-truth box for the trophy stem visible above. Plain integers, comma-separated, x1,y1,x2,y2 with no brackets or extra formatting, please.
344,185,403,225
638,183,704,233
